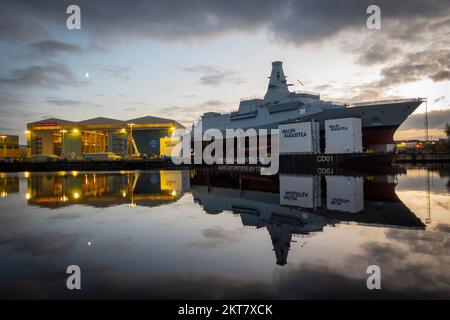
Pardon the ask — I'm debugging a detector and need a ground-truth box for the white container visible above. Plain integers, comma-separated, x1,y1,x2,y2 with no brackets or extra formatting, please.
160,136,181,158
326,175,364,213
279,121,320,154
279,175,321,209
325,118,362,154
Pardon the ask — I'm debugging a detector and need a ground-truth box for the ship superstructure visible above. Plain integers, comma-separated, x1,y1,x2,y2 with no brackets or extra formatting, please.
196,61,424,151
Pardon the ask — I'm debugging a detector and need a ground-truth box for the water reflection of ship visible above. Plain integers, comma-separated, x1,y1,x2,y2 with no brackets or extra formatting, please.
190,169,425,266
26,170,190,208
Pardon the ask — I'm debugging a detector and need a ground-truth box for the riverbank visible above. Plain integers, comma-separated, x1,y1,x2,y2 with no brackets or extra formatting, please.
395,153,450,163
0,159,185,172
1,152,449,172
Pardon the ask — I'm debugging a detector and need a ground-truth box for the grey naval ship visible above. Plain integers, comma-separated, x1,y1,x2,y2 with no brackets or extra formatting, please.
197,61,425,152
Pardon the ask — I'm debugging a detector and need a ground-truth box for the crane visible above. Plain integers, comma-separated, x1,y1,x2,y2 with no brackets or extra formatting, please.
127,123,141,158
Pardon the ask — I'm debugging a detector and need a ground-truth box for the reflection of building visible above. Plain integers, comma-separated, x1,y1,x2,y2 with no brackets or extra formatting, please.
0,173,19,198
191,169,425,266
26,170,190,208
0,135,19,159
26,116,184,159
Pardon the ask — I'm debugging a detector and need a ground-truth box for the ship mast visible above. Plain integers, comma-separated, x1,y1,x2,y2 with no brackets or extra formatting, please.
263,61,291,104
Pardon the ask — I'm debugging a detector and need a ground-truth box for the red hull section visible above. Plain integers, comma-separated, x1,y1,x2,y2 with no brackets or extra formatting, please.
362,125,398,146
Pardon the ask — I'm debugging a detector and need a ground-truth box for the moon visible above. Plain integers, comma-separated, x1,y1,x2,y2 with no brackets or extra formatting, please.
85,72,90,78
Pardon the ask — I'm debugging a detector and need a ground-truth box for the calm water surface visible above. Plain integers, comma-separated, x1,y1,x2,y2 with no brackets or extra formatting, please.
0,165,449,299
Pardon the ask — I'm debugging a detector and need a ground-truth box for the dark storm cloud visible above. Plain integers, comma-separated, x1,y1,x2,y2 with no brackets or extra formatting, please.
399,109,450,131
345,48,450,99
0,1,48,42
182,65,245,86
98,66,132,82
158,99,231,126
0,95,49,119
0,62,80,88
45,97,83,106
2,0,449,45
432,70,450,81
379,50,450,87
356,44,402,66
0,0,277,43
434,95,446,103
44,97,100,108
30,40,83,56
199,99,227,108
269,0,450,45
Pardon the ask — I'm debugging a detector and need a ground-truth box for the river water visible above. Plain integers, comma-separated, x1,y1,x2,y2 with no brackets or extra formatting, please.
0,165,449,299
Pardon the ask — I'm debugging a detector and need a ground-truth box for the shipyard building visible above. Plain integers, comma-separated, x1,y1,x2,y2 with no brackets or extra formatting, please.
26,116,184,159
0,135,20,159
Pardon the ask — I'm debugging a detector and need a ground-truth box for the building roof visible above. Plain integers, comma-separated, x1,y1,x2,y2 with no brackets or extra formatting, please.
128,116,184,128
28,116,185,129
78,117,127,126
28,118,78,127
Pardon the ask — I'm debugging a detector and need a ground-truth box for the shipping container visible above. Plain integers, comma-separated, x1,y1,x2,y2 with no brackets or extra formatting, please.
279,121,320,154
279,175,321,209
325,118,362,154
160,136,182,158
326,175,364,213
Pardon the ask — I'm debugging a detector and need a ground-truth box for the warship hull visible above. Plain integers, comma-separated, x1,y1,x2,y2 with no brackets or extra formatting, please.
200,99,423,151
195,61,425,163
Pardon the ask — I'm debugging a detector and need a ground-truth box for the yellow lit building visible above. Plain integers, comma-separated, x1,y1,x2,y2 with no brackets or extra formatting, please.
0,135,20,159
26,116,184,159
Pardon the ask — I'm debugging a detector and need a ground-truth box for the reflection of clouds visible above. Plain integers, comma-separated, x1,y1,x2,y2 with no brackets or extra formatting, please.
104,236,133,252
1,227,449,299
4,260,449,299
395,190,449,225
46,212,85,222
358,242,408,264
339,228,450,297
436,224,450,234
385,228,450,256
186,226,245,249
0,265,111,299
436,200,450,211
0,231,86,258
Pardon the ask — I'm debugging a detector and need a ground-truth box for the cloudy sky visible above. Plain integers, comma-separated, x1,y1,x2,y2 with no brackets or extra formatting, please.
1,0,449,143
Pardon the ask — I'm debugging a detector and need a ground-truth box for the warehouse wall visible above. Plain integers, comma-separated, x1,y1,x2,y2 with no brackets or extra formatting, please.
133,129,169,156
62,132,82,159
